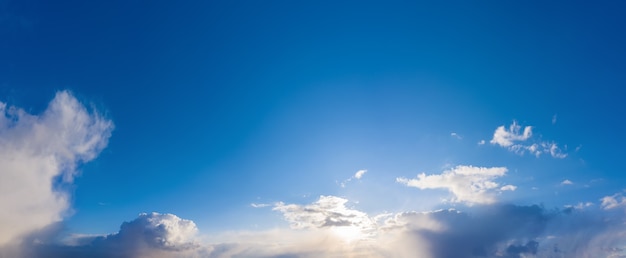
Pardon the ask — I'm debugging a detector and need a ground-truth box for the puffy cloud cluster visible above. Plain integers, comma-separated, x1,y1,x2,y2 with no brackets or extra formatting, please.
273,195,377,239
396,166,514,205
489,121,567,158
0,91,113,246
28,212,203,258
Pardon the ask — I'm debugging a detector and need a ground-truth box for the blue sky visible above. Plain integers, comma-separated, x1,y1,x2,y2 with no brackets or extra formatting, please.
1,1,626,257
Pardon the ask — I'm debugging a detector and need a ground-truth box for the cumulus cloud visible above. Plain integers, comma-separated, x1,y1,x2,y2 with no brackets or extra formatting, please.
273,195,376,238
489,121,567,158
490,121,533,147
0,91,113,246
397,165,513,205
28,212,203,258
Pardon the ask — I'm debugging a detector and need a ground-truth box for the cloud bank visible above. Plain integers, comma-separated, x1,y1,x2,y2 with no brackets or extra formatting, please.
8,195,626,258
0,91,113,246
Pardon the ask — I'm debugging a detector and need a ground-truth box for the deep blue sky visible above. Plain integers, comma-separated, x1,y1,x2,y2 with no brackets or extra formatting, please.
2,0,625,238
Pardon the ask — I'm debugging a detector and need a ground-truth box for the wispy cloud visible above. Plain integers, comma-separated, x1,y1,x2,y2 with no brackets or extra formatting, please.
552,114,558,125
0,91,113,246
397,166,514,205
561,179,574,185
339,169,367,188
450,132,462,140
490,121,567,158
250,203,271,208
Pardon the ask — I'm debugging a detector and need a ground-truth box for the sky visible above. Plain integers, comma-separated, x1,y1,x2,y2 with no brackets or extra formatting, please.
1,0,626,257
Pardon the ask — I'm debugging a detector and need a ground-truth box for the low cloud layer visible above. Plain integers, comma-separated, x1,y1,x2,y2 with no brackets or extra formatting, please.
7,195,626,258
397,165,514,205
0,91,113,246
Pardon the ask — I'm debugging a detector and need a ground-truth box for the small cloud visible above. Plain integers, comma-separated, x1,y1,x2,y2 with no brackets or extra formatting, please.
478,140,486,145
354,169,367,179
450,132,462,140
500,185,517,191
564,202,593,210
490,121,533,147
601,193,626,210
339,169,367,187
575,145,582,152
251,203,271,208
552,114,557,125
489,121,567,159
397,165,513,205
560,180,574,185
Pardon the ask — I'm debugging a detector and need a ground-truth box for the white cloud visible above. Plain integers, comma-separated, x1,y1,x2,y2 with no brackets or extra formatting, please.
490,121,533,147
273,195,377,240
450,132,462,139
339,169,367,188
601,193,626,210
564,202,593,210
0,91,113,246
500,185,517,191
250,203,271,208
396,165,513,205
354,169,367,179
478,140,486,145
552,114,557,125
561,179,574,185
489,121,567,159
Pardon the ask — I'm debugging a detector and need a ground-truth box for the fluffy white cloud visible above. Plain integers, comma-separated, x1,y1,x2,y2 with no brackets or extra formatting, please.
273,195,377,239
396,166,512,205
490,121,567,158
490,121,533,147
0,91,113,246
